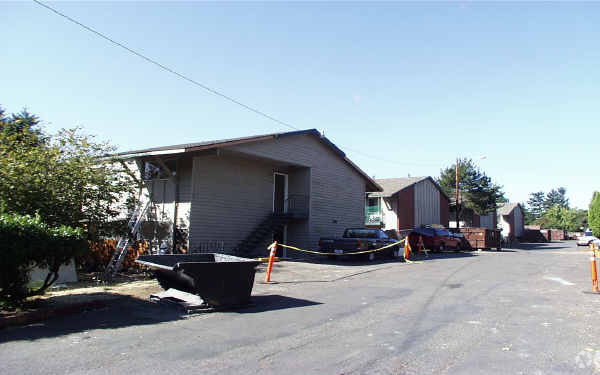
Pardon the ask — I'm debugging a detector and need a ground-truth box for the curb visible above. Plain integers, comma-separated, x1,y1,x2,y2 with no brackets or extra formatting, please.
0,300,107,330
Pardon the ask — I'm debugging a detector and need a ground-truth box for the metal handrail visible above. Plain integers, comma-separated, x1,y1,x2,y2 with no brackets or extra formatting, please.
277,194,309,217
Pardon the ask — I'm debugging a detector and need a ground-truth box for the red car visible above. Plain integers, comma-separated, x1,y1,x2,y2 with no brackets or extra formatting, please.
408,227,462,252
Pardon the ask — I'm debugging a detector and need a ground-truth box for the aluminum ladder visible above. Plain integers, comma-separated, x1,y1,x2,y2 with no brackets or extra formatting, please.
104,199,151,280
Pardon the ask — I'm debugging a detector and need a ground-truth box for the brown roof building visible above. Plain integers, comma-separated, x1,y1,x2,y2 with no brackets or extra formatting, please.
366,176,450,230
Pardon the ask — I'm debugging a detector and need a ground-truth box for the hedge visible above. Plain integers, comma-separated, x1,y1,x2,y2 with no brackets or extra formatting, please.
0,212,87,303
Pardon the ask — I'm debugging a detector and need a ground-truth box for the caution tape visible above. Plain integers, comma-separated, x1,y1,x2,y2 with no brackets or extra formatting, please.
278,240,404,256
402,238,423,264
276,238,406,256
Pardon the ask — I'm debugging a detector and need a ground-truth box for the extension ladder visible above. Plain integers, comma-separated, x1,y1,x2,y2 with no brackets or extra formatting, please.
104,199,151,280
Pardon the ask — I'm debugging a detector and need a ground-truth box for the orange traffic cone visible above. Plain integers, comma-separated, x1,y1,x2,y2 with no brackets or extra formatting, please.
265,241,277,283
590,249,599,293
404,237,412,260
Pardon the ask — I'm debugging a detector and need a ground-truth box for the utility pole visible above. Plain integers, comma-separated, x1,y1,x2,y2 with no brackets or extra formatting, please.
455,158,459,229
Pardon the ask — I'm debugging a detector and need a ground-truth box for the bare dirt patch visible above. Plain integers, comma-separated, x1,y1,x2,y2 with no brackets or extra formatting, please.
1,273,162,327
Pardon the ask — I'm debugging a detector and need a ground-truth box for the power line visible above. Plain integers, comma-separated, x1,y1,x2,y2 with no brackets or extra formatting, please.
32,0,300,132
33,0,441,169
339,145,440,167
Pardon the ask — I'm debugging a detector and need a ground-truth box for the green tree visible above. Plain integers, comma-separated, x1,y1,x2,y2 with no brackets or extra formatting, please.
527,191,546,221
537,205,562,229
521,203,535,225
559,208,580,232
0,124,136,237
575,209,588,231
0,106,137,292
537,206,583,231
589,192,600,237
545,187,569,210
437,158,505,225
0,108,45,146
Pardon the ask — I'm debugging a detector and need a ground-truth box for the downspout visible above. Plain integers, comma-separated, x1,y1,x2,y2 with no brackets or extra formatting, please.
172,157,180,253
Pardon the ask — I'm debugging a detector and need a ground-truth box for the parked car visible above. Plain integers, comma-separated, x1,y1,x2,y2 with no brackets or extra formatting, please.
408,227,462,251
577,231,598,246
318,228,401,261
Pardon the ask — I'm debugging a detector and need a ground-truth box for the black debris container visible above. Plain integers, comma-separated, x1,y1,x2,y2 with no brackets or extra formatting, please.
136,254,261,308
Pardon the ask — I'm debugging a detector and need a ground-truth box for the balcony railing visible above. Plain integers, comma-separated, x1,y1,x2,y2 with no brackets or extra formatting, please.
274,194,309,218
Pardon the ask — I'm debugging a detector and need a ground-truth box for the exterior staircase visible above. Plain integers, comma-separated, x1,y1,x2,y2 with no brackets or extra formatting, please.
234,213,295,257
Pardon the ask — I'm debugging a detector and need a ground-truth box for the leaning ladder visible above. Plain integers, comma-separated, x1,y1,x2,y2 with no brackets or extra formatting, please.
104,200,151,280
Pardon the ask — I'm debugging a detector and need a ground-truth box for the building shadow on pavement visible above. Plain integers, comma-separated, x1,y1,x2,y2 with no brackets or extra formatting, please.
284,250,479,267
234,295,322,314
0,293,187,343
1,293,324,343
516,241,577,251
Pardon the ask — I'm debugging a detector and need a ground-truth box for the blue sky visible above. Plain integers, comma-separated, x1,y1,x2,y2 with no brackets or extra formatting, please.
3,2,599,209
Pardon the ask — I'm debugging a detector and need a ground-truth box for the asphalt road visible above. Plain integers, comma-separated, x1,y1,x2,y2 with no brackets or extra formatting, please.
2,241,600,374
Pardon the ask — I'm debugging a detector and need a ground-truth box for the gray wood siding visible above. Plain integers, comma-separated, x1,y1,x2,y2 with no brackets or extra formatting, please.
178,157,193,205
285,168,311,254
188,154,275,254
514,207,524,237
414,179,441,227
229,134,367,250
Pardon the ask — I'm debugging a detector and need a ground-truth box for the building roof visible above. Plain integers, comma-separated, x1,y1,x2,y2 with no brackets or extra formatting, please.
116,128,382,192
498,202,521,216
368,176,449,199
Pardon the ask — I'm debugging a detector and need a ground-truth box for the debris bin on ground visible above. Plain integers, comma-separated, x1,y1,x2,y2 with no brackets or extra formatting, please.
458,227,502,251
136,254,261,308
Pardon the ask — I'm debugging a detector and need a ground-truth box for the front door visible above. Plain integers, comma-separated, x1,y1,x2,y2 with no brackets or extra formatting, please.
273,173,287,214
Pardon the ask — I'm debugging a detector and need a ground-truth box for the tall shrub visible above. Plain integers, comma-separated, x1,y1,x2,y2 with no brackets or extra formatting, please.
589,192,600,237
0,212,86,303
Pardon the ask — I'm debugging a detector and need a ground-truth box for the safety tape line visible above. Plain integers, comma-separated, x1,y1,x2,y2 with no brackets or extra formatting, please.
403,240,424,264
276,238,406,256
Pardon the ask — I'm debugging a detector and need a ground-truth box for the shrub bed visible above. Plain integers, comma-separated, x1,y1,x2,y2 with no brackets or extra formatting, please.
78,240,149,273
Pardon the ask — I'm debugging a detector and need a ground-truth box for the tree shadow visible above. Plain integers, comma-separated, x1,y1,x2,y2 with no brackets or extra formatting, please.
0,293,187,343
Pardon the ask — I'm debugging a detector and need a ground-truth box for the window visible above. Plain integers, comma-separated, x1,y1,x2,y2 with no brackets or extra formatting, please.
365,196,382,225
367,197,379,208
144,161,172,180
344,229,379,238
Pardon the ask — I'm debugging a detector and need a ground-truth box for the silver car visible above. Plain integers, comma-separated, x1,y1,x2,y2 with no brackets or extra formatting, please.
577,231,598,246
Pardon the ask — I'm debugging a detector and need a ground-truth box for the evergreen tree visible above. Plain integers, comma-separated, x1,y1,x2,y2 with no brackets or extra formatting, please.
521,203,535,225
0,107,45,146
437,158,505,225
545,187,569,210
527,191,546,221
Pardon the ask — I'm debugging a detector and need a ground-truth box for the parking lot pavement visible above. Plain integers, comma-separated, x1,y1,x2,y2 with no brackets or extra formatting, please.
3,241,600,374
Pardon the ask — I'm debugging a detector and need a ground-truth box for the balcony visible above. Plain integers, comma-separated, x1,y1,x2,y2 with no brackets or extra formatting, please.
274,194,309,219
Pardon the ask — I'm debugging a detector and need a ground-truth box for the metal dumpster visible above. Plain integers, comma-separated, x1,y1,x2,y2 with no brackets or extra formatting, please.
136,254,261,308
